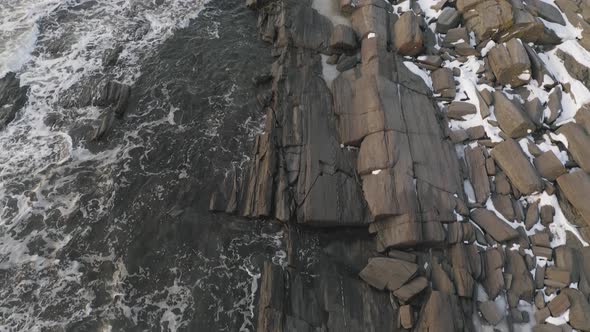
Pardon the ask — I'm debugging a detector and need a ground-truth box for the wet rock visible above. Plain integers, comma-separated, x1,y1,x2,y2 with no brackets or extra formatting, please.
0,72,29,128
359,257,418,291
491,139,543,194
534,151,567,181
493,91,535,138
394,12,424,56
465,146,491,204
436,7,461,33
471,208,519,242
479,300,503,325
524,0,566,25
557,170,590,226
557,123,590,173
463,0,513,42
331,24,358,51
487,39,531,87
432,68,456,98
95,80,131,117
448,101,477,120
393,276,429,302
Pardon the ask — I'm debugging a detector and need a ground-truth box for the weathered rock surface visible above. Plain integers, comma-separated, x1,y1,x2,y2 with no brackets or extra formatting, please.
488,39,531,87
557,122,590,173
360,257,418,291
491,139,543,194
534,151,566,181
493,91,535,138
471,208,520,242
557,171,590,227
394,12,424,56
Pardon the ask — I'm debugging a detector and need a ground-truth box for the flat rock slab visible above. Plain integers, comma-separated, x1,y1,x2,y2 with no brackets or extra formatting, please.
448,101,477,120
491,139,543,194
533,151,566,181
471,208,519,242
359,257,418,291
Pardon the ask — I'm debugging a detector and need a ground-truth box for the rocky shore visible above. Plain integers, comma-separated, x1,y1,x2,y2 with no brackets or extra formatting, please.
211,0,590,330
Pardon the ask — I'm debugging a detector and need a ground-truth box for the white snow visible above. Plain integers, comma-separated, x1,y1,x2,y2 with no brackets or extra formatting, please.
371,169,382,175
320,54,340,87
403,61,433,90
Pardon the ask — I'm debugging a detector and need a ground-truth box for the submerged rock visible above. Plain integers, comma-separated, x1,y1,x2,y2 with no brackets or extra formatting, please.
0,72,29,129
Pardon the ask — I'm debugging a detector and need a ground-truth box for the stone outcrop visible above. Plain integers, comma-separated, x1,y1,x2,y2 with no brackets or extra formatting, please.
0,72,29,129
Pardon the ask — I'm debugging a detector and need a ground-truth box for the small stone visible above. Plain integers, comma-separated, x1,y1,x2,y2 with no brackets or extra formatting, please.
548,293,571,317
540,205,555,226
359,257,418,291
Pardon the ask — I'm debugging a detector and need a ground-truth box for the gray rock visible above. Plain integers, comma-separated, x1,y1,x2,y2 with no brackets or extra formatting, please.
524,0,566,25
493,91,535,138
436,7,461,33
0,72,29,129
487,39,531,87
491,139,544,194
443,27,470,48
331,24,358,50
523,42,556,87
547,86,563,124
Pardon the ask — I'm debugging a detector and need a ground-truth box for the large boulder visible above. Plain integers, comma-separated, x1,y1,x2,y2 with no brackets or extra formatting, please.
493,91,535,137
394,12,424,56
487,39,531,87
463,0,513,42
533,151,566,181
490,139,544,194
465,146,491,204
524,0,566,25
436,7,461,33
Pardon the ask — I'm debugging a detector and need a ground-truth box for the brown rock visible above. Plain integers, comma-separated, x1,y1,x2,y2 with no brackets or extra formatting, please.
463,0,513,41
394,12,424,56
471,208,519,242
525,200,540,230
359,257,418,291
436,7,461,33
493,91,535,138
545,267,571,288
393,276,429,302
487,38,531,87
432,68,456,98
492,194,515,221
548,293,571,317
561,288,590,331
557,171,590,226
400,304,413,329
491,139,543,194
465,146,491,204
331,24,358,51
534,151,567,181
540,205,555,226
414,291,457,331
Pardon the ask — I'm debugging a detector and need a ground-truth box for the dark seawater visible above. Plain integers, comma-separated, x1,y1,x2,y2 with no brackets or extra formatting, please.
0,0,283,331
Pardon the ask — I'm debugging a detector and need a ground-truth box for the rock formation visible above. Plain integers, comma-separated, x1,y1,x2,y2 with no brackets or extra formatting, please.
211,0,590,330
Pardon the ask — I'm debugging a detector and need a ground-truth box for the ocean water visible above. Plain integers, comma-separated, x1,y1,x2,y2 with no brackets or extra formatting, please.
0,0,279,330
